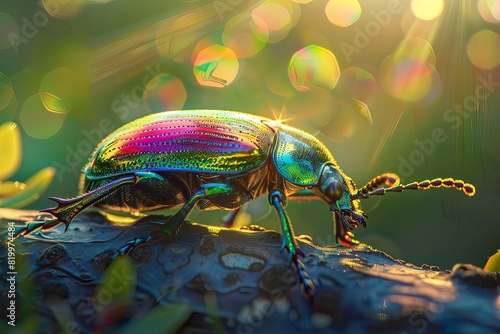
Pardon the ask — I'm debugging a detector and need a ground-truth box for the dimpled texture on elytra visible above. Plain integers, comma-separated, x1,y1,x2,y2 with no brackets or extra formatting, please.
85,110,276,179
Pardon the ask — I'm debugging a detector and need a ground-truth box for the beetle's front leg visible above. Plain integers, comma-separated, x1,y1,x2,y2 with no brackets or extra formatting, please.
269,189,314,298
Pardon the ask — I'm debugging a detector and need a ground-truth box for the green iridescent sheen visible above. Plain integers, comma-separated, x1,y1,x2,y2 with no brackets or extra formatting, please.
85,110,276,180
272,124,336,186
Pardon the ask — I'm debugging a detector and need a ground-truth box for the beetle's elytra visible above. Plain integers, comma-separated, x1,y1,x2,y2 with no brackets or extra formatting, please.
12,110,476,298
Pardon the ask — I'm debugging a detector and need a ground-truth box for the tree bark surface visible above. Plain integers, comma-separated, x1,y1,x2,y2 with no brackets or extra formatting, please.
0,208,499,334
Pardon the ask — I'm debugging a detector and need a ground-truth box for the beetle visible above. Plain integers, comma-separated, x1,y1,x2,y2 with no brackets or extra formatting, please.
12,109,476,298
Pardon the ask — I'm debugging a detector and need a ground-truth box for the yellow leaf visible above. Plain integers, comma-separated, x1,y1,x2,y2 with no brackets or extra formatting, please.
0,181,26,198
0,122,22,180
484,250,500,273
0,167,55,208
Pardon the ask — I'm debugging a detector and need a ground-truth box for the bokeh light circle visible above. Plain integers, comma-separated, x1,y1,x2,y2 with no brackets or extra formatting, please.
245,196,273,222
0,72,14,112
379,53,433,102
411,0,444,21
0,90,17,124
418,66,442,105
20,94,65,139
466,29,500,69
478,0,500,23
155,10,204,62
396,37,436,66
251,15,271,43
297,29,331,50
223,13,269,58
0,72,17,124
321,99,372,142
42,0,84,19
400,8,420,36
11,67,43,106
325,0,362,27
0,13,19,50
40,67,87,113
143,74,187,112
265,73,295,99
252,2,292,43
337,67,377,105
288,44,340,91
193,45,239,88
487,0,500,20
284,87,335,134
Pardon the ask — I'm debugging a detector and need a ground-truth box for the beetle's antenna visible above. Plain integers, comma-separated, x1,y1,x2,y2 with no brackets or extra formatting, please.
355,172,400,198
352,177,475,199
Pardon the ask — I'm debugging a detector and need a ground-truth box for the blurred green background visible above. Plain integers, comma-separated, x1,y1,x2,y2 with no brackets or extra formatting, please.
0,0,499,270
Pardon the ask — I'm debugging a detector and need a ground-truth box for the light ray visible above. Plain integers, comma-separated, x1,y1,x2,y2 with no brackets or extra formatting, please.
90,1,263,87
370,1,444,166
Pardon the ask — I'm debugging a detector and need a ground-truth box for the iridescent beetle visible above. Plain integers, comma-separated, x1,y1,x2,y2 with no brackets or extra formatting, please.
12,110,475,297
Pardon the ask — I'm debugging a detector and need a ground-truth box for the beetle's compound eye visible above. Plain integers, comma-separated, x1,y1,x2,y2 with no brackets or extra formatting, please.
325,180,343,202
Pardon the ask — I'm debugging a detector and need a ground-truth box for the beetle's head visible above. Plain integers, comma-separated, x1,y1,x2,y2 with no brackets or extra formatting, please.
317,164,367,231
322,169,477,233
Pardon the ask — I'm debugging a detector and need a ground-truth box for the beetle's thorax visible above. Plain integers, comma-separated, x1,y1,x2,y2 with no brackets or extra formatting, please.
269,122,338,188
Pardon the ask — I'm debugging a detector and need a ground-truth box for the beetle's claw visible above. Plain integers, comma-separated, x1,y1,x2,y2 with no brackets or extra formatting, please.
340,210,367,230
350,211,367,229
292,257,314,299
39,208,70,232
340,211,354,231
285,247,305,263
1,217,63,244
281,238,312,297
109,236,153,264
40,197,74,231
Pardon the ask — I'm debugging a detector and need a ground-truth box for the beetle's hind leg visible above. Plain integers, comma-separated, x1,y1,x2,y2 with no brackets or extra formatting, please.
269,190,314,298
1,173,160,241
109,188,207,261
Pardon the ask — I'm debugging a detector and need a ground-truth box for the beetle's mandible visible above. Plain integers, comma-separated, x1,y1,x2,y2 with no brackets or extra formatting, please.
10,110,476,298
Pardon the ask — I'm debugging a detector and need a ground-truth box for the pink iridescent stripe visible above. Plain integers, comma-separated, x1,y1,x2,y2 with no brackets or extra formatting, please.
108,121,259,157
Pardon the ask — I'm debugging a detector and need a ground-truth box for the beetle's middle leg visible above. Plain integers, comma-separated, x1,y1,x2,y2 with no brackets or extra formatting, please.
111,183,250,260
